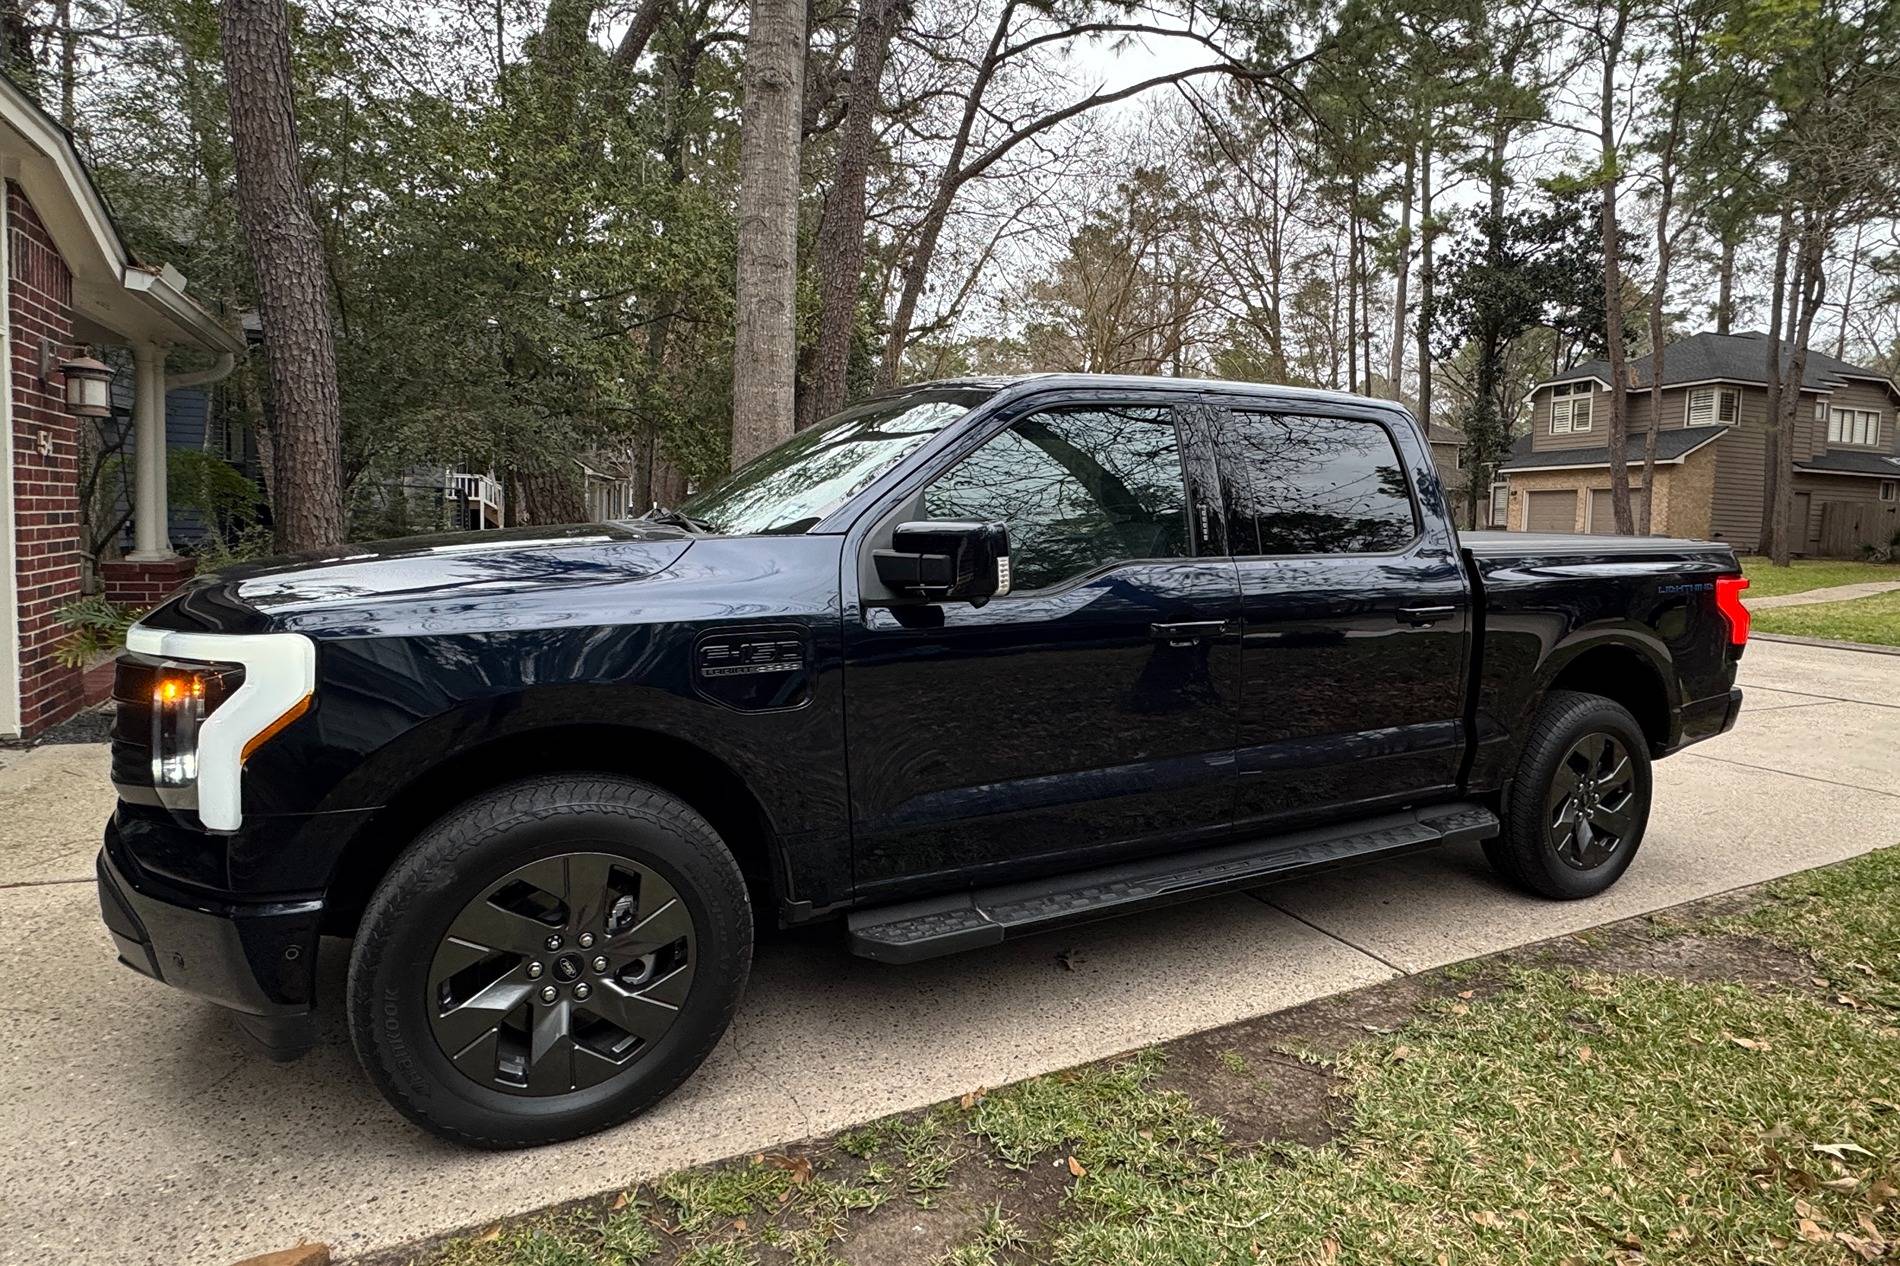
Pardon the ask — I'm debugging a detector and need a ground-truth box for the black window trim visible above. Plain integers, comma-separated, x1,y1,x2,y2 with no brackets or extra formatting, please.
1207,402,1427,563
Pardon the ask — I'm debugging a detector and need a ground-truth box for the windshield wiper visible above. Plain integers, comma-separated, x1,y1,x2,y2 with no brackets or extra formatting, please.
645,505,715,534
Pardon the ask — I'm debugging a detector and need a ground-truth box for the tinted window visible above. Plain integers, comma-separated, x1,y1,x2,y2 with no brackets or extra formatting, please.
1221,412,1417,555
923,405,1190,590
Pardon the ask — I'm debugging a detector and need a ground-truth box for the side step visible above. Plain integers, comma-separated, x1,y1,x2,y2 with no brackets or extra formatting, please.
846,802,1499,964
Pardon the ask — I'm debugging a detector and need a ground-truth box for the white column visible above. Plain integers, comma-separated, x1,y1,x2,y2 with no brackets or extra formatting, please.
128,342,173,560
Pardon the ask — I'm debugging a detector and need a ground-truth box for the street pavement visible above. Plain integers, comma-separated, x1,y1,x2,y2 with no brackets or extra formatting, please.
1,638,1895,1265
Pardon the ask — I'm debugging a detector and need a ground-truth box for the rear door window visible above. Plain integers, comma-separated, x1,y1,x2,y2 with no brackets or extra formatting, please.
1215,412,1418,556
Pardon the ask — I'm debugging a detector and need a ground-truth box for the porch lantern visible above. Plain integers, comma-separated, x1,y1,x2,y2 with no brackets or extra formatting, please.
58,354,112,417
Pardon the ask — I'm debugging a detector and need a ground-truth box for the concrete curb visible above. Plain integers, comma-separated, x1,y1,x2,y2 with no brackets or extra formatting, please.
1753,632,1900,657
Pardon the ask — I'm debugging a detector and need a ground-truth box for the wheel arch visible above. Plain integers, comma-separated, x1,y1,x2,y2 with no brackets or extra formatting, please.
1537,633,1679,755
322,723,783,936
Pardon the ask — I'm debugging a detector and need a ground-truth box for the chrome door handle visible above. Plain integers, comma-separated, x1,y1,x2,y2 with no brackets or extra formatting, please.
1396,606,1455,626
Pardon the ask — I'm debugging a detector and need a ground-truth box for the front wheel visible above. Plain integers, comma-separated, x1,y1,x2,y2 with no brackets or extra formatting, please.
346,775,752,1147
1484,690,1653,900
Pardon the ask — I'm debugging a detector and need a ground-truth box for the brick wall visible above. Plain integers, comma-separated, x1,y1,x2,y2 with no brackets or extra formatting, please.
99,556,195,608
8,182,84,735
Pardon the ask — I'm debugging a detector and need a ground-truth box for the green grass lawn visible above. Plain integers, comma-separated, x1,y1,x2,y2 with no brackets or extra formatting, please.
1754,589,1900,648
403,851,1900,1266
1741,556,1900,599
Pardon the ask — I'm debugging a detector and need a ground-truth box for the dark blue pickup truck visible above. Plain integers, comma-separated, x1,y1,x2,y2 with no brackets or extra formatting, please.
97,374,1748,1145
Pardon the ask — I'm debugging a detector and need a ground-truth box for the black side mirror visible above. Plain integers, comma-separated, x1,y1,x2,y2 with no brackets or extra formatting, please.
873,520,1011,606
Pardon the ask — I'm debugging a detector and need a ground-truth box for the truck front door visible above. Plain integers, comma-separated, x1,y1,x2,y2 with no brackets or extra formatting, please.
842,395,1240,898
1207,403,1472,835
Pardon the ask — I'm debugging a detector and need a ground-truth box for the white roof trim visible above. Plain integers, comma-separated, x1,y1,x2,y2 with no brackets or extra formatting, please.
1500,429,1728,475
1534,373,1830,398
1792,465,1900,480
1529,375,1613,393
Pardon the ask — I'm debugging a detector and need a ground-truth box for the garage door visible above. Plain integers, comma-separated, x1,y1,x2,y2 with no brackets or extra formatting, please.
1524,490,1576,532
1588,488,1647,534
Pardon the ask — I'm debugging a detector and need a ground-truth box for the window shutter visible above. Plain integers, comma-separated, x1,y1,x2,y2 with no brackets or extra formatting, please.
1550,398,1570,434
1688,390,1714,427
1571,396,1591,431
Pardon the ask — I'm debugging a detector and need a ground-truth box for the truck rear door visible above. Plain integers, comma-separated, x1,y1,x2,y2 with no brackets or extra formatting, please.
1202,399,1472,836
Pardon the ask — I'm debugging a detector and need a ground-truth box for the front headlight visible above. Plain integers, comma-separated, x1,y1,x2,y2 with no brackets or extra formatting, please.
150,660,245,787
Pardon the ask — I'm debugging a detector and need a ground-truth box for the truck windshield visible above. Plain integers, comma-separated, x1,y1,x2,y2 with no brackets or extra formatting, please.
671,387,993,535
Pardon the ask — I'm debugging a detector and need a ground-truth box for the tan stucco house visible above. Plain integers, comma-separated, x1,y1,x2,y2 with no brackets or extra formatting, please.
1495,332,1900,554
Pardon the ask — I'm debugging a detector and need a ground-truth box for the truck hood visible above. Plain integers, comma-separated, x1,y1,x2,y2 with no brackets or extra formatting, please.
143,521,698,635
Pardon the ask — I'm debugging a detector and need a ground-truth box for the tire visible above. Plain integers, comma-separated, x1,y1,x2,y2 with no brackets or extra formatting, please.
346,775,752,1147
1485,690,1653,900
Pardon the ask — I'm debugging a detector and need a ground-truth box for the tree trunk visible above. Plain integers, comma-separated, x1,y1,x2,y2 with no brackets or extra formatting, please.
1597,6,1634,536
1642,88,1682,537
1772,222,1826,567
220,0,346,551
730,0,807,469
1761,210,1792,563
1714,233,1736,334
516,465,588,525
1416,130,1434,427
1835,222,1864,360
1388,142,1415,403
804,0,898,427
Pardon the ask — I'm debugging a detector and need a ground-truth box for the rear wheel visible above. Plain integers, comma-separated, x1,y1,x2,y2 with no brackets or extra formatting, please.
347,775,751,1147
1485,690,1652,900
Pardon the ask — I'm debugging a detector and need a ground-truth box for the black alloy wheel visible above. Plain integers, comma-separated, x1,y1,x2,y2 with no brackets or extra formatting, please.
348,775,751,1147
1544,732,1639,871
429,852,695,1096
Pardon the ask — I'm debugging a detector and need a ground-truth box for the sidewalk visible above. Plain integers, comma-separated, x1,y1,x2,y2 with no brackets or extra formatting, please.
1746,579,1900,609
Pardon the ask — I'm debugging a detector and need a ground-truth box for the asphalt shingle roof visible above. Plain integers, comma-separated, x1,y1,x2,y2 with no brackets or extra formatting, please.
1553,333,1897,395
1498,427,1728,471
1796,450,1900,477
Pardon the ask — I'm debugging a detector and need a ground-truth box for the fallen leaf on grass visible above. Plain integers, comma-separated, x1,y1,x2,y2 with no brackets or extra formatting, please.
1578,1045,1594,1063
476,1225,502,1243
1067,1155,1087,1178
1726,1032,1771,1051
1797,1218,1831,1244
1867,1176,1898,1208
959,1087,987,1111
610,1191,631,1212
1813,1143,1876,1162
761,1152,814,1184
1389,1045,1415,1063
1470,1210,1505,1229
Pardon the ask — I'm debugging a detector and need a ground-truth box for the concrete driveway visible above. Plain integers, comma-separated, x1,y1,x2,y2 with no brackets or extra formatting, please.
2,638,1896,1265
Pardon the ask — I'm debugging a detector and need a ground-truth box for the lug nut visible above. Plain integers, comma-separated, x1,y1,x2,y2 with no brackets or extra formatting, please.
538,985,558,1003
573,982,591,1001
577,931,595,948
592,955,609,973
527,961,544,979
544,934,564,951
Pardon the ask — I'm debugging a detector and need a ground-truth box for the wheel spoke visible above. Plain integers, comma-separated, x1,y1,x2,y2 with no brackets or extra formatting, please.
612,896,692,956
1597,753,1634,796
565,853,622,931
1573,732,1607,771
1592,797,1638,842
449,895,556,956
433,973,532,1055
527,998,578,1094
585,978,683,1044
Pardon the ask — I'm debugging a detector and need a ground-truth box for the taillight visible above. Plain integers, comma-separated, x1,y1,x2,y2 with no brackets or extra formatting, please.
1715,575,1750,646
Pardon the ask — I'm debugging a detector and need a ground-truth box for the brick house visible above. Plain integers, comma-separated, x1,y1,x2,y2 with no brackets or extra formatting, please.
1495,332,1900,553
0,75,242,736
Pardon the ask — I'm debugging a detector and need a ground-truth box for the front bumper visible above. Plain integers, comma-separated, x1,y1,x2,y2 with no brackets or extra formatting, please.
98,824,325,1058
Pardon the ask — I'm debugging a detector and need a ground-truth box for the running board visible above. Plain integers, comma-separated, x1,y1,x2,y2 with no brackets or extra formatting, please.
846,802,1499,964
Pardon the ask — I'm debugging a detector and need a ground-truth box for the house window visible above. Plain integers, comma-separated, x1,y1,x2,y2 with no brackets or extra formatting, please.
1549,383,1592,434
1882,481,1897,503
1828,407,1881,447
1687,387,1740,427
1489,480,1509,526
